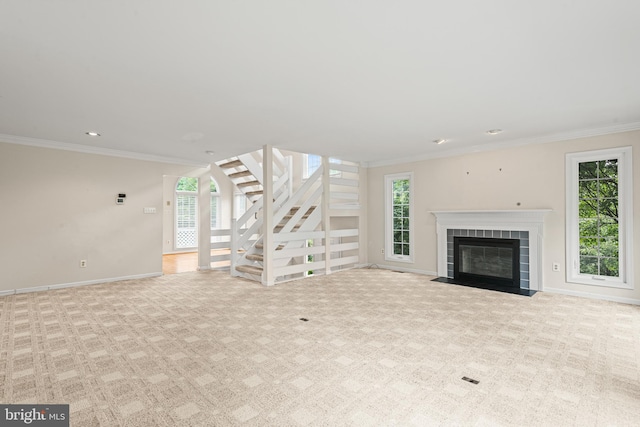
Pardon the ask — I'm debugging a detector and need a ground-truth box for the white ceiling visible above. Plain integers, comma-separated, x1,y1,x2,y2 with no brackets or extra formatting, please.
2,1,640,167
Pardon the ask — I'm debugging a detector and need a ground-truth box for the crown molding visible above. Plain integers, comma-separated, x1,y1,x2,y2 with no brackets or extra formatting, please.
365,121,640,168
0,133,210,167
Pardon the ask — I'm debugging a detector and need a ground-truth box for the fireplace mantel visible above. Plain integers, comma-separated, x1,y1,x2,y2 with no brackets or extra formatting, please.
431,209,552,291
431,210,551,228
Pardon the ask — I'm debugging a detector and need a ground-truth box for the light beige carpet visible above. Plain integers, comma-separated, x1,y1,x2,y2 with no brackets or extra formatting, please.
1,269,639,426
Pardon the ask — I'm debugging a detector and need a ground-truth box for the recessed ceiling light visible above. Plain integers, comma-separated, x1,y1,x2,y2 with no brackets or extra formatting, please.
433,139,447,145
85,132,100,137
205,150,216,155
486,129,503,135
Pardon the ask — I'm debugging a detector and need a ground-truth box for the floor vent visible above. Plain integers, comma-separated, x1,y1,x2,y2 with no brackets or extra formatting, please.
462,376,479,384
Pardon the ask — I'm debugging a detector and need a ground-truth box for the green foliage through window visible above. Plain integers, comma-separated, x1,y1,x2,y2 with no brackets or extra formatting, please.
392,179,410,256
578,159,619,277
176,177,198,192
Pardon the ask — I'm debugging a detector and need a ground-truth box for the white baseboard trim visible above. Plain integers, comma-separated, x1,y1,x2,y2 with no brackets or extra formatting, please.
367,264,438,276
544,287,640,306
197,266,212,271
3,273,163,296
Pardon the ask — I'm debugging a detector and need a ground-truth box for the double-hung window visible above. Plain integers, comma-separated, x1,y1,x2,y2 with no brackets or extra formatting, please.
565,147,634,288
385,172,413,262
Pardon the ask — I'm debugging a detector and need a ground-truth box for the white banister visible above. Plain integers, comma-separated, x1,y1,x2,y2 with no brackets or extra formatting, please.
197,173,212,271
322,156,331,276
262,145,275,286
230,219,239,276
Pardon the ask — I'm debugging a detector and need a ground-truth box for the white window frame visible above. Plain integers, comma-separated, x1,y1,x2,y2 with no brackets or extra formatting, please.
565,146,634,289
384,172,414,263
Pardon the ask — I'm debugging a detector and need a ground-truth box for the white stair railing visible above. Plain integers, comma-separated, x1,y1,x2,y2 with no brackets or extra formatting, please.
223,148,361,285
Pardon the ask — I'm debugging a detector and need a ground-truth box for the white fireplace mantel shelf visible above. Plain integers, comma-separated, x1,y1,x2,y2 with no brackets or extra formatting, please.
431,209,552,220
431,209,552,291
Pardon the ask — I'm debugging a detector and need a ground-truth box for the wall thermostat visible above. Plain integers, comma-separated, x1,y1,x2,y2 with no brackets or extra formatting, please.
116,193,126,205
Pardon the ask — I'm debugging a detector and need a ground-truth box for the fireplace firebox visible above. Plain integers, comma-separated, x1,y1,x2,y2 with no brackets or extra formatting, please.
453,237,520,288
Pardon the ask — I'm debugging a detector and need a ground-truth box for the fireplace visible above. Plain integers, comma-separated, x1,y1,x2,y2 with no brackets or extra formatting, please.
454,237,520,287
431,210,551,291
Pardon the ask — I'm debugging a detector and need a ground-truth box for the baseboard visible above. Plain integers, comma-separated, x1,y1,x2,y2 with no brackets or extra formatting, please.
5,273,163,296
544,287,640,306
366,264,438,276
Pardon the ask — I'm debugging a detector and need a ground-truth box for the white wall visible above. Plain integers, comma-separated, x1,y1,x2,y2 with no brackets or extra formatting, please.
367,131,640,303
0,141,204,293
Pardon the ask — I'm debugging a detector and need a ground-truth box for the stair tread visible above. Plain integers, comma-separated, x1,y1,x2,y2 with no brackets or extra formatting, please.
284,213,312,219
236,265,264,275
237,180,260,188
229,170,253,178
219,159,243,169
246,190,264,196
245,253,263,261
289,206,316,213
275,224,301,231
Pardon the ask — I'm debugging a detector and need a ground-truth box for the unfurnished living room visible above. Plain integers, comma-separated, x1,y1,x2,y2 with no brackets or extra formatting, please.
1,1,639,426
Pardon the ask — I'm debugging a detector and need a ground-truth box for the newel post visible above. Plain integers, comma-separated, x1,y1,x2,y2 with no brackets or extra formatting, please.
262,145,275,286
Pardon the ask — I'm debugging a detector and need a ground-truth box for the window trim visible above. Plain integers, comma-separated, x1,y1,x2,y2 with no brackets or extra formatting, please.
565,146,634,289
384,172,414,263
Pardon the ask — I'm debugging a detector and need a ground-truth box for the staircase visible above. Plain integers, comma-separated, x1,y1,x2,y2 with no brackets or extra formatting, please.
215,146,360,286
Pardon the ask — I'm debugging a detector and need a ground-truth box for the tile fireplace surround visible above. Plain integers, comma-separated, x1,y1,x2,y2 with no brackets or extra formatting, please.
432,210,551,291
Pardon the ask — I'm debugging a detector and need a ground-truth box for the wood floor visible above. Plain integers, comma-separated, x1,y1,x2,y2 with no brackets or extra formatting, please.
162,252,199,275
162,250,230,275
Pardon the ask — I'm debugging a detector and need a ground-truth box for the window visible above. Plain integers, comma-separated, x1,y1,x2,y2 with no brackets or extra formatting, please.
385,172,413,262
566,147,633,288
234,193,249,219
210,180,220,230
175,177,221,249
303,154,342,179
304,154,322,178
176,177,198,249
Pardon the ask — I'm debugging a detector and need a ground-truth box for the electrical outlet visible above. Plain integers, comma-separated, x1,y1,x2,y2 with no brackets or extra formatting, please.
552,262,560,272
80,260,87,268
381,248,384,254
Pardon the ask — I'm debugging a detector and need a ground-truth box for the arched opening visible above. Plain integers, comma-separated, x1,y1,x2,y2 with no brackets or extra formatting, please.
163,176,221,274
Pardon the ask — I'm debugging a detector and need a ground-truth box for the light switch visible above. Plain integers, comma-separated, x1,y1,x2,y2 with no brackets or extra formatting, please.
143,207,157,214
